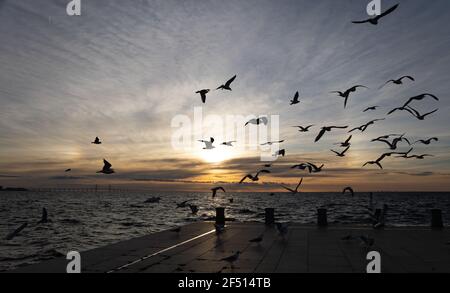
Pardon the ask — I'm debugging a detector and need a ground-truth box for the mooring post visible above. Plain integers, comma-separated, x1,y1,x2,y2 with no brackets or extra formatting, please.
265,208,275,225
215,207,225,226
317,208,328,227
431,209,443,228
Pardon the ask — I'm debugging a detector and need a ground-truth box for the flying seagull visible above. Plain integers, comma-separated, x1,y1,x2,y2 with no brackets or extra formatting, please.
222,141,236,146
402,93,439,108
280,178,303,194
261,140,284,146
404,106,438,121
342,187,354,197
239,170,271,184
414,138,438,145
291,163,313,173
315,126,348,142
331,85,368,108
211,186,226,198
352,4,399,25
331,146,350,157
380,76,414,89
293,125,314,132
363,106,379,112
65,169,72,172
196,89,210,103
363,152,401,169
216,75,237,91
199,137,215,149
176,200,194,208
97,159,115,174
91,137,102,144
307,162,324,173
402,154,434,160
335,135,352,147
290,91,300,105
348,119,385,133
273,149,285,157
245,117,268,126
372,134,410,150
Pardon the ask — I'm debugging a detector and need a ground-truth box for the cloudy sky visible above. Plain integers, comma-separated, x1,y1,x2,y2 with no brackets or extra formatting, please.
0,0,449,191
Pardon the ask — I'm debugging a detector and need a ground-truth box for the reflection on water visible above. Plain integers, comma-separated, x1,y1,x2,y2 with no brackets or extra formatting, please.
0,191,449,271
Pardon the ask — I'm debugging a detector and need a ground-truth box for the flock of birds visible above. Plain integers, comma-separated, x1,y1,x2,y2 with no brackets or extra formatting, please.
3,3,444,270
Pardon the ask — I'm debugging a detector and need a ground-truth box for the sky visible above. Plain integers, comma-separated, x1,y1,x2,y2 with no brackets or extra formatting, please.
0,0,449,192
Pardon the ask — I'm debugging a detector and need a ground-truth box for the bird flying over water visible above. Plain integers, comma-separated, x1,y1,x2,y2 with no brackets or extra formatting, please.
363,106,379,112
414,138,438,145
196,89,210,103
91,137,102,144
176,200,194,208
245,117,268,126
372,134,410,150
363,152,402,169
291,163,312,173
199,137,215,149
342,187,354,197
280,178,303,194
290,91,300,105
216,75,237,91
293,125,314,132
352,4,399,25
380,76,414,89
331,85,368,108
97,159,115,174
188,204,199,215
331,146,350,157
211,186,226,198
315,126,348,142
239,170,271,184
307,162,324,173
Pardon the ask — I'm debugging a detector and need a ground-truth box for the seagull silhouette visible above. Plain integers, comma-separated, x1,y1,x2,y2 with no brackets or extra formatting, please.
315,126,348,142
414,137,438,145
97,159,115,174
342,187,354,197
380,76,414,89
293,125,314,132
404,106,438,120
290,91,300,105
199,137,215,149
372,134,410,150
261,140,284,146
352,4,399,25
216,75,237,91
402,93,439,108
363,152,401,169
195,89,210,103
348,119,385,133
245,117,268,126
222,141,236,146
291,163,312,173
65,169,72,172
331,86,368,108
280,178,303,194
402,154,434,160
307,162,324,173
211,186,226,198
335,135,352,147
91,137,102,144
331,146,350,157
363,106,379,112
239,170,271,184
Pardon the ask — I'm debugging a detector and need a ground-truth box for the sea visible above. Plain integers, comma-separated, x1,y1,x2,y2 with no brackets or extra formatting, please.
0,191,449,272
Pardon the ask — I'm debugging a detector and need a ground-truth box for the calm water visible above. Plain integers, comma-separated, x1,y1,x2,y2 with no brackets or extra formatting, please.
0,191,449,271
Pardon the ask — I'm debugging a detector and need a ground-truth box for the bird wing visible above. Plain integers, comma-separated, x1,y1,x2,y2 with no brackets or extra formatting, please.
239,175,252,184
342,146,350,154
295,178,303,191
259,117,269,125
200,92,206,103
225,75,237,87
422,109,438,118
400,76,415,81
280,185,295,193
103,159,112,169
257,169,271,175
315,128,327,142
331,150,340,155
345,135,352,144
378,4,399,19
352,19,371,24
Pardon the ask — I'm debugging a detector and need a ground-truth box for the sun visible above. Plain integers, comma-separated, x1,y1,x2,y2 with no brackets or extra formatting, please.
198,148,235,163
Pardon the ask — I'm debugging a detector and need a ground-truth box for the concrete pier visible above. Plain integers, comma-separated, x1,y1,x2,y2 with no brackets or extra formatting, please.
9,222,450,273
